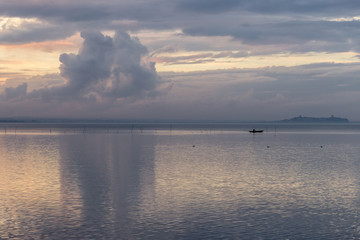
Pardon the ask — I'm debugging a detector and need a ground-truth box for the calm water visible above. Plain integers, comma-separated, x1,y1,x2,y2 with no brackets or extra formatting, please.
1,123,360,239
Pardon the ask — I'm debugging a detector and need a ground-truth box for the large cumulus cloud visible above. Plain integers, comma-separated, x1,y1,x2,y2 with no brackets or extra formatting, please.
0,30,169,117
35,30,163,100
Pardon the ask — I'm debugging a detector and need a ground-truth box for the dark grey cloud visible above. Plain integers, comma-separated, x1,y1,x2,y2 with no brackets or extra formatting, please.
178,0,243,14
4,83,27,100
1,1,116,21
178,0,360,16
2,0,360,54
183,20,360,51
0,0,172,23
0,0,174,43
1,74,64,92
245,0,360,16
2,0,360,22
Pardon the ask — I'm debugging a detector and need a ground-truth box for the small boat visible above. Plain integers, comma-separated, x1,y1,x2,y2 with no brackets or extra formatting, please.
249,129,263,133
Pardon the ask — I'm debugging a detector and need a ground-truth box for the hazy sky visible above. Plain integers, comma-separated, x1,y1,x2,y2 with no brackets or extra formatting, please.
1,0,360,121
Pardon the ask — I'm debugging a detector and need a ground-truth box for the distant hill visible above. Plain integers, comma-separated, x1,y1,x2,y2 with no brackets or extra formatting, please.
279,115,349,123
0,118,39,123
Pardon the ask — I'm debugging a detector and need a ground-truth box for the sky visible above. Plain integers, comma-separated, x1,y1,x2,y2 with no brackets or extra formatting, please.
1,0,360,121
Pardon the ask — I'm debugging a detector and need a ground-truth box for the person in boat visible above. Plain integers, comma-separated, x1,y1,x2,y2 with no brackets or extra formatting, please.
250,129,263,133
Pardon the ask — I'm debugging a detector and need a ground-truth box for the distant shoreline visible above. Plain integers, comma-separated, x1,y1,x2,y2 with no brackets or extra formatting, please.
0,120,352,124
278,115,349,123
0,115,352,124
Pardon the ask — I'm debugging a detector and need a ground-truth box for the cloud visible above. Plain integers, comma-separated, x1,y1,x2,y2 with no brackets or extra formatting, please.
183,20,360,52
152,51,255,66
178,0,360,16
32,30,164,100
153,53,214,65
2,59,360,120
157,63,360,121
0,17,76,43
107,31,160,98
178,0,242,14
1,74,64,91
4,82,27,100
0,30,169,117
2,1,360,54
2,1,360,120
55,31,115,98
0,1,110,22
2,0,360,22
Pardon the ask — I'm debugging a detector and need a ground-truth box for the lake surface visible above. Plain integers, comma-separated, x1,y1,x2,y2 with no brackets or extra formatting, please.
1,123,360,239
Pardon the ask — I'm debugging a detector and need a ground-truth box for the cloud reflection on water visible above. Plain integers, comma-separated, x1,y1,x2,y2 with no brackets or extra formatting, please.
1,130,360,239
